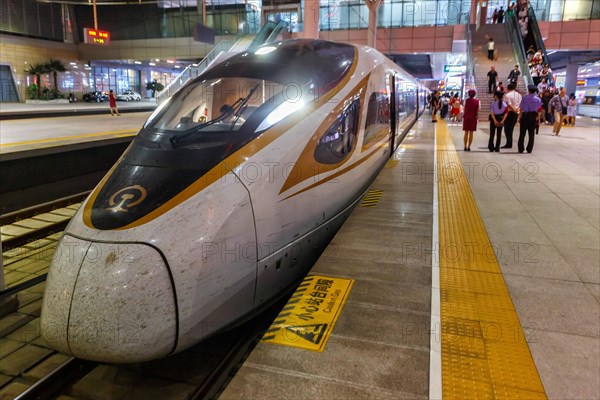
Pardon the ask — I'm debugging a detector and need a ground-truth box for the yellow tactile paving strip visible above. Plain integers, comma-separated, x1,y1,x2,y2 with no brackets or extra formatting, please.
436,119,547,399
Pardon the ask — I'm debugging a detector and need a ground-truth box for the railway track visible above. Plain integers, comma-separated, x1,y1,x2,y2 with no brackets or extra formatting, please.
1,200,289,399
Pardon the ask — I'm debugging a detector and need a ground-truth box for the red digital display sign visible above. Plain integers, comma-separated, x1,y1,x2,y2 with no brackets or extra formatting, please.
84,28,111,46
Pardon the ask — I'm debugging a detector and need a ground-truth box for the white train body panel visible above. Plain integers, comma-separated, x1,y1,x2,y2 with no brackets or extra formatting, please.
41,40,427,362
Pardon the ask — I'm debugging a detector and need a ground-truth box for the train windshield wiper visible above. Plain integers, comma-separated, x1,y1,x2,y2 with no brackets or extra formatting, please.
170,84,260,146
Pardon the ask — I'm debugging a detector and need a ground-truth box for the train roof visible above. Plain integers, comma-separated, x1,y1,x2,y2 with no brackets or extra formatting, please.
198,39,356,92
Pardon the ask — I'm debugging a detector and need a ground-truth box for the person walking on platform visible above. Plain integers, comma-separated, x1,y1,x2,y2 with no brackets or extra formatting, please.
108,90,121,116
487,66,498,94
462,89,480,151
567,93,577,126
518,84,542,153
487,38,495,60
489,91,508,152
502,82,522,148
549,87,568,135
431,91,440,123
508,65,521,90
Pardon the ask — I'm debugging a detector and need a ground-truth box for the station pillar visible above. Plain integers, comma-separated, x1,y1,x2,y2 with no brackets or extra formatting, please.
564,62,579,96
303,0,320,39
366,0,383,48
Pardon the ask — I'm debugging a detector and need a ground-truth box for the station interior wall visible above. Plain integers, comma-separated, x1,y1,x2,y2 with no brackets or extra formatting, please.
1,19,598,102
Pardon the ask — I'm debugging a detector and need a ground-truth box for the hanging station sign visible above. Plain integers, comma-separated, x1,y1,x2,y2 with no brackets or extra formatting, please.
444,64,467,73
83,28,111,46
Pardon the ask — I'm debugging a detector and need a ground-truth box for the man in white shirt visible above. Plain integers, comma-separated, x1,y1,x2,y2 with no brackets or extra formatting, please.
502,82,523,148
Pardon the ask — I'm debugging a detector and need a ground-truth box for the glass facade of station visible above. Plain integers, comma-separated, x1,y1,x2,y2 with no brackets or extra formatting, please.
2,0,599,42
318,0,600,31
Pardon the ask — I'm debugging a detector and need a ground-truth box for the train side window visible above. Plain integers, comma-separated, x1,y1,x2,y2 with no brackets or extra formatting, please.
363,91,390,148
314,98,360,165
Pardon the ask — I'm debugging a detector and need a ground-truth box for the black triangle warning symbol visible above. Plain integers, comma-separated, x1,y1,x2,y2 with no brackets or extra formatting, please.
285,323,328,345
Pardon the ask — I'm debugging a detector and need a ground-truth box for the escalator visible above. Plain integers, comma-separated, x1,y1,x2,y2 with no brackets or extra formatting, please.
506,7,554,87
505,11,534,87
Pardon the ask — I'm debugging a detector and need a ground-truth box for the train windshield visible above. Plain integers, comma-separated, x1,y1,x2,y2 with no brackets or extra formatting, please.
142,40,356,146
145,77,288,138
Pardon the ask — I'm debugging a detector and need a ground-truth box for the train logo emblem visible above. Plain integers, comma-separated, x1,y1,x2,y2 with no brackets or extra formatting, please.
106,185,147,212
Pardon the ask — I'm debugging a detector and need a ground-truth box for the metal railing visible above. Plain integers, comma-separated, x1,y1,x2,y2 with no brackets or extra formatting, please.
506,11,533,88
156,38,238,104
156,20,289,104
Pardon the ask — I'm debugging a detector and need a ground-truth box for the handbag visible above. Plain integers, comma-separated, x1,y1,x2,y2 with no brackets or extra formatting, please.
559,97,567,115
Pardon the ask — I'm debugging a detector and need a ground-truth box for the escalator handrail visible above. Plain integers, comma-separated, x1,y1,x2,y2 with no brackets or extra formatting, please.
465,22,477,93
506,11,534,88
248,20,278,50
527,7,555,86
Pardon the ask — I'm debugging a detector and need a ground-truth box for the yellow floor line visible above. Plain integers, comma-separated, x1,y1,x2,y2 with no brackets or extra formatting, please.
0,129,137,147
436,118,547,399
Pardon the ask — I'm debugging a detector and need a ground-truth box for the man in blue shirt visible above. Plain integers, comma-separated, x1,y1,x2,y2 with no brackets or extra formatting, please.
518,84,543,153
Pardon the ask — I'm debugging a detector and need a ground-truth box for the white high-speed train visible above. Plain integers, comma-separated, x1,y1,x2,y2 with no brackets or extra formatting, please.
41,39,427,363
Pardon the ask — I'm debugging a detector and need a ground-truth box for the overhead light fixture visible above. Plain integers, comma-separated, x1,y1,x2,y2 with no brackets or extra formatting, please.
149,62,156,66
155,58,160,62
174,65,181,68
134,61,142,65
167,60,175,64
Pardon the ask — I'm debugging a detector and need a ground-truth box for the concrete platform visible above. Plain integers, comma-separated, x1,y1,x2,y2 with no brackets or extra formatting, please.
446,116,600,399
221,115,599,399
221,121,435,399
0,100,156,120
0,112,150,154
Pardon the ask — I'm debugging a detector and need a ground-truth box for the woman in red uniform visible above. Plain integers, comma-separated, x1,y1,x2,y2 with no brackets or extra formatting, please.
108,90,121,116
450,93,461,122
462,89,480,151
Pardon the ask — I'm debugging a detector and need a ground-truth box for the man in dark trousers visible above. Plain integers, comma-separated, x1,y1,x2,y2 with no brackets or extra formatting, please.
518,84,542,153
503,82,522,148
487,66,498,94
497,6,505,23
508,65,521,90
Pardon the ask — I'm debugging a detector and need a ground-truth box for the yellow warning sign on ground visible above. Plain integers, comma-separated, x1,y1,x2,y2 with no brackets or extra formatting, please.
360,189,383,207
262,275,354,352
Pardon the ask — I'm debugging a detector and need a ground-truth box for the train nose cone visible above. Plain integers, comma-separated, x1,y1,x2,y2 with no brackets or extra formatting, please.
41,236,177,363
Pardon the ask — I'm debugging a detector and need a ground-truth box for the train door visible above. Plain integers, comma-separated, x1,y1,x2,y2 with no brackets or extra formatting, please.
416,88,420,116
389,74,397,156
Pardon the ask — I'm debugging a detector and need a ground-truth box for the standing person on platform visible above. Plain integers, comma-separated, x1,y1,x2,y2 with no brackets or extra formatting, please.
549,87,568,135
487,66,498,94
518,84,542,153
487,38,495,60
489,91,508,152
502,82,522,149
497,7,505,23
567,93,577,126
462,89,480,151
450,93,462,122
508,65,521,90
431,91,440,123
108,90,121,116
492,8,498,24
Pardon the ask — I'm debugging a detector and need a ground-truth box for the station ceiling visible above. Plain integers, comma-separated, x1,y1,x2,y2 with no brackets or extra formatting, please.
387,54,433,79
